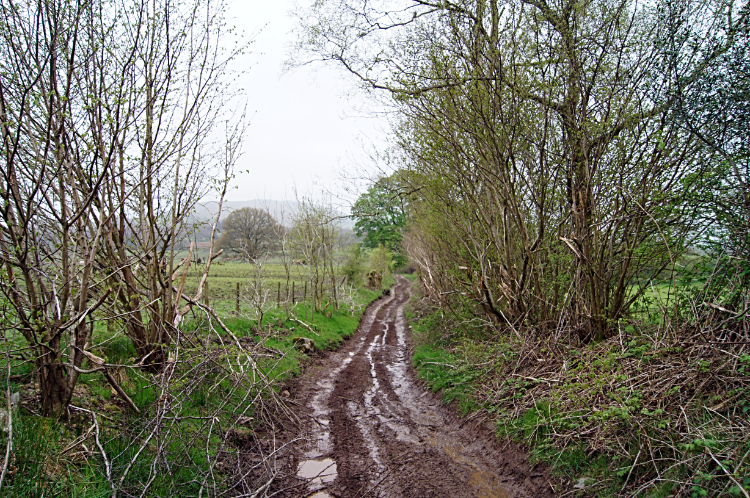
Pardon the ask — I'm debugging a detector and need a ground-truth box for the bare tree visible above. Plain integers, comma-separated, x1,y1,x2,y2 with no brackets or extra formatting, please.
0,0,119,417
0,0,245,416
95,0,246,368
289,197,341,318
217,207,284,262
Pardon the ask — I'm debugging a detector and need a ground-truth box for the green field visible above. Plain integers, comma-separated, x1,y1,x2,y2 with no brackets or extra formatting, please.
179,261,337,312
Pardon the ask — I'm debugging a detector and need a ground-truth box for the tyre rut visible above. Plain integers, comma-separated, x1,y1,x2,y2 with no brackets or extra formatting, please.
290,276,556,498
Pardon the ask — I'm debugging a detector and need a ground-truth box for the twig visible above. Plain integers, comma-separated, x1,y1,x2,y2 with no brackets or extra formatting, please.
707,448,750,498
248,475,275,498
419,361,456,369
512,374,563,384
74,406,116,498
559,237,585,260
620,449,641,493
62,423,95,454
703,302,739,316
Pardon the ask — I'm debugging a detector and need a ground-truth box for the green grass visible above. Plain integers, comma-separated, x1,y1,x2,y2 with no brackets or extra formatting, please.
212,290,381,382
1,267,387,497
181,262,309,304
176,261,373,319
406,274,750,498
412,344,479,414
1,417,111,497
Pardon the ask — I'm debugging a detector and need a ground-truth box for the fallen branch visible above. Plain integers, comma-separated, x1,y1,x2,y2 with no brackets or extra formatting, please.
73,406,116,497
708,448,750,498
81,350,140,414
62,423,95,454
703,302,739,316
288,313,319,336
512,374,563,385
419,361,456,369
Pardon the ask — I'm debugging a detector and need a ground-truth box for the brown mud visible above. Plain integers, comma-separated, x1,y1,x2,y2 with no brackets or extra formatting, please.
269,276,558,498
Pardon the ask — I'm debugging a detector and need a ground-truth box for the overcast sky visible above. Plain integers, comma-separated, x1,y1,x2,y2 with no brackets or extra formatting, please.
224,0,391,204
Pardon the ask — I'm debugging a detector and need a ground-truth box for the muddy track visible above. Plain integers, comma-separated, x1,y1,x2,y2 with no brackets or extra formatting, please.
284,276,556,498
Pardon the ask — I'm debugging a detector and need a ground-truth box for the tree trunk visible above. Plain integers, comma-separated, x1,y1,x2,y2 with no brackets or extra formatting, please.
38,339,73,419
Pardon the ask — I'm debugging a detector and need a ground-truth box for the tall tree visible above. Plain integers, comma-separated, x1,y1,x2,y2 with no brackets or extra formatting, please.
0,0,244,415
94,0,246,367
352,174,407,264
0,0,120,417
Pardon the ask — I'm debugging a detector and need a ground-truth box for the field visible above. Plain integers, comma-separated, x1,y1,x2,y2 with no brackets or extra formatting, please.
179,261,341,314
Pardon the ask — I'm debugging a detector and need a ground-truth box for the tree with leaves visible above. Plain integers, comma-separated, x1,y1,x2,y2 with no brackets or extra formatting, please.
352,175,407,266
294,0,705,341
659,0,750,313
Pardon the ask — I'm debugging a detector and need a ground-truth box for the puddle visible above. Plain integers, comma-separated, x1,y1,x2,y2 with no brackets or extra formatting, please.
427,436,510,498
297,458,338,486
471,471,511,498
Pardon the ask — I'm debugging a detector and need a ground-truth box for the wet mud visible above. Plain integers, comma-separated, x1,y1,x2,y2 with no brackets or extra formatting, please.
283,276,557,498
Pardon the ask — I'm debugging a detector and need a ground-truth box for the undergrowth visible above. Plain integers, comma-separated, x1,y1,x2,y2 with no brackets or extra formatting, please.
408,282,750,497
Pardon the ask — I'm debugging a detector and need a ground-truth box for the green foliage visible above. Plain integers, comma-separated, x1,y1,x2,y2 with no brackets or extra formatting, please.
672,253,750,316
661,0,750,265
367,245,395,278
352,174,407,266
341,243,366,285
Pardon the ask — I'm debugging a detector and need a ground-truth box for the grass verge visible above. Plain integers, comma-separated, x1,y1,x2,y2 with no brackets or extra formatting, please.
407,282,750,498
0,287,384,497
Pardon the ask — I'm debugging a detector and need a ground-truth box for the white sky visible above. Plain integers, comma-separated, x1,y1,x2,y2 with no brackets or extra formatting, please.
224,0,391,204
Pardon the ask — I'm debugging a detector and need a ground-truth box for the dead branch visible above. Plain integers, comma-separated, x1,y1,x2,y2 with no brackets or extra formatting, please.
703,302,739,316
288,313,319,336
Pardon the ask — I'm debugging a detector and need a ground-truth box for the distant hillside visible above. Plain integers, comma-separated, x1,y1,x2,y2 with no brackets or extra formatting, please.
191,199,354,229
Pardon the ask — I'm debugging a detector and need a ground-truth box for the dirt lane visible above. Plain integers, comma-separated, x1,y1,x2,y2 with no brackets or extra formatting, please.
287,276,556,498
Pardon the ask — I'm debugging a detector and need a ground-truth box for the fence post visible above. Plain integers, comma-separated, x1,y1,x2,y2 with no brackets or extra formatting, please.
292,281,295,305
204,280,209,307
236,282,240,313
304,281,307,303
332,274,338,310
277,282,281,305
